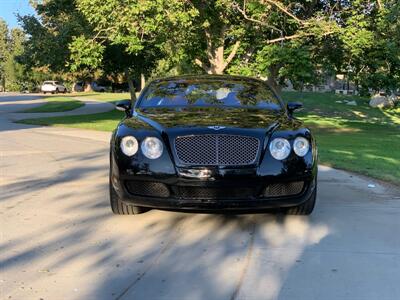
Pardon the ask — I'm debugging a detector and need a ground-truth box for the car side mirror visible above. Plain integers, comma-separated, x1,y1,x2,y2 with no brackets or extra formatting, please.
115,100,132,117
287,102,303,115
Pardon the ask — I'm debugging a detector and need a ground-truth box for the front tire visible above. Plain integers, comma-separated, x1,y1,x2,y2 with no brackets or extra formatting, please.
286,186,317,215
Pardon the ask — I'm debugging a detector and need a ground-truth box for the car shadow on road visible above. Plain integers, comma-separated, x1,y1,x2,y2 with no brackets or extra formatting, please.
1,147,330,300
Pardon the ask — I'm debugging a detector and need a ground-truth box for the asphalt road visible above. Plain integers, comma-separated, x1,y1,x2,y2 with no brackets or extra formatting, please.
1,94,400,300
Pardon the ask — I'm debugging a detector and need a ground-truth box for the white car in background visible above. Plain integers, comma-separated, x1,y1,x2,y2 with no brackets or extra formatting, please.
41,81,68,94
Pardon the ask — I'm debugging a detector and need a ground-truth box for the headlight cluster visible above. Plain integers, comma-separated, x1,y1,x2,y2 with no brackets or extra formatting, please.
120,136,163,159
269,137,310,160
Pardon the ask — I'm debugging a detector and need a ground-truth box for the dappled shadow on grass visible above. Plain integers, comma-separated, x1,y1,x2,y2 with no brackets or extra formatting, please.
315,124,400,184
293,94,400,184
286,91,400,126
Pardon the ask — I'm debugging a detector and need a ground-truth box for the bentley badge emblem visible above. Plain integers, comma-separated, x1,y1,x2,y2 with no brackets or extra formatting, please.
208,126,226,130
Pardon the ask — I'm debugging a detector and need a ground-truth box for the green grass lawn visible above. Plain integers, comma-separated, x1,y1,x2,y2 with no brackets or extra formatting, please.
22,96,85,113
284,91,400,184
19,109,125,131
18,91,400,184
70,92,131,103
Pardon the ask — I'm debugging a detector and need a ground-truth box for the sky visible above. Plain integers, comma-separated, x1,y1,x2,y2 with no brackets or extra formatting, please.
0,0,36,28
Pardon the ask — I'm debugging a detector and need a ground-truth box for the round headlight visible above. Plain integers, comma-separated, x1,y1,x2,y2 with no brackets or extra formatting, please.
293,137,310,157
269,138,291,160
141,137,163,159
120,136,139,156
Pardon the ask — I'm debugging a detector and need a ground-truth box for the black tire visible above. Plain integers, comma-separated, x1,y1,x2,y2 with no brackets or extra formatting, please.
109,159,149,215
286,186,317,215
55,88,59,94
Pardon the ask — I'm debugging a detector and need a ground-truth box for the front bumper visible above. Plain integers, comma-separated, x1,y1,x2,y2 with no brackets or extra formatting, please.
122,186,315,211
112,166,317,211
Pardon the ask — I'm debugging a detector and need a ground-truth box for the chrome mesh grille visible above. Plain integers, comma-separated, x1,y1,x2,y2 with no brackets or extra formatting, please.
125,181,170,198
175,134,260,166
173,186,255,200
262,181,304,197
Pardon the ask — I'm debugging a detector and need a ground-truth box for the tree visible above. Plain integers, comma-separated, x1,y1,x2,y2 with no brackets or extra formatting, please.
323,0,400,93
5,28,25,91
75,0,340,93
18,0,96,87
15,0,400,94
0,19,26,91
0,18,8,91
74,0,197,99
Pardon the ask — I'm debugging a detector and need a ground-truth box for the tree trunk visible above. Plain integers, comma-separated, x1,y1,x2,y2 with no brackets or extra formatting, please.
84,81,93,92
124,68,137,102
140,73,146,91
194,27,240,75
267,66,282,96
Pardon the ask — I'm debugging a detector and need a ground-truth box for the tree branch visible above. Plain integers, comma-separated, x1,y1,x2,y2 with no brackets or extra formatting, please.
266,30,334,44
232,1,283,34
223,41,241,69
194,58,209,72
262,0,304,24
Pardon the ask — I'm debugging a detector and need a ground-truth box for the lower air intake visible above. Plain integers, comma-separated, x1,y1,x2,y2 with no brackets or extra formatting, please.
173,186,255,200
262,181,304,197
125,181,170,198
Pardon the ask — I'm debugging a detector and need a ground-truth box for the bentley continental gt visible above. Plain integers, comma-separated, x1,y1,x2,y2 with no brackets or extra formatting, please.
110,75,317,215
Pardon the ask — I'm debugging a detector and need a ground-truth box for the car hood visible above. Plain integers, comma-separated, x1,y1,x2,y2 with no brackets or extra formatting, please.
122,107,301,132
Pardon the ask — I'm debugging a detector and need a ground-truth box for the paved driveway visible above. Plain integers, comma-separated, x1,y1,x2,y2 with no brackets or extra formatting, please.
1,94,399,300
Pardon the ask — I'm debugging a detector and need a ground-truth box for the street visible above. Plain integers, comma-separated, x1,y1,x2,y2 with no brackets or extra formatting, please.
1,94,400,300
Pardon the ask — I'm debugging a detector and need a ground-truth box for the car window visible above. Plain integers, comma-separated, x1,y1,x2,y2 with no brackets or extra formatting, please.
43,81,52,85
54,81,59,85
139,79,282,110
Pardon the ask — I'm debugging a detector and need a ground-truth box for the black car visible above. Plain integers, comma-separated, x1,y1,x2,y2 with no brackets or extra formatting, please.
110,75,317,215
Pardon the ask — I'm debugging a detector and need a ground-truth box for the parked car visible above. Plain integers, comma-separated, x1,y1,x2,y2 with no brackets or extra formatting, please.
109,75,318,215
111,82,130,93
73,81,109,92
41,81,67,94
91,82,108,92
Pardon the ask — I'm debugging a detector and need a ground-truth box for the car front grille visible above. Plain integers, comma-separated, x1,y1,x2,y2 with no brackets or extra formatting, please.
174,134,260,166
262,181,304,197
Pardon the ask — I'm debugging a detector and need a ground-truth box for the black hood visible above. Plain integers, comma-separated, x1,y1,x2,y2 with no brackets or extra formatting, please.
122,107,302,133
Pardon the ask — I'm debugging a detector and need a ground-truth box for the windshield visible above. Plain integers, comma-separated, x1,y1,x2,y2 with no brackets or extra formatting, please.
138,78,282,110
